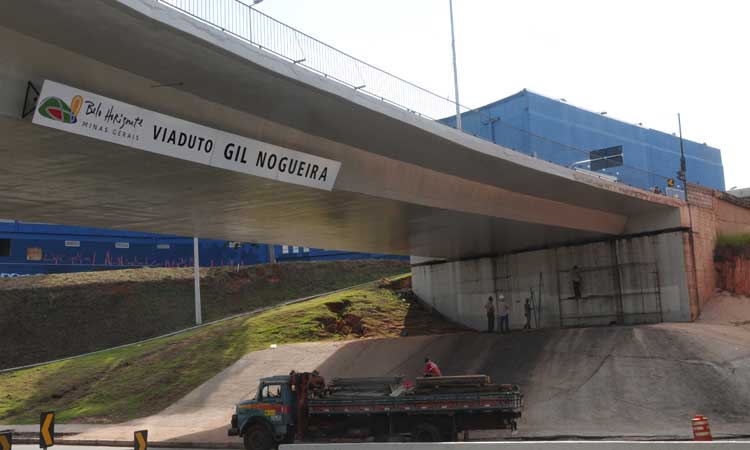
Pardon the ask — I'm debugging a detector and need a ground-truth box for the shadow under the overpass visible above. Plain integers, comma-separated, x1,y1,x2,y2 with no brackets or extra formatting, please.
311,324,750,439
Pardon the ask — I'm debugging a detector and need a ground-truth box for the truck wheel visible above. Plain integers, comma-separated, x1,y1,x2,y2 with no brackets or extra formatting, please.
412,422,442,442
243,424,275,450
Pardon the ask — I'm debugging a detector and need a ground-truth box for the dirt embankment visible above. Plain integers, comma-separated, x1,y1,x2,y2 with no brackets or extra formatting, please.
0,260,407,369
699,292,750,326
716,256,750,295
714,239,750,295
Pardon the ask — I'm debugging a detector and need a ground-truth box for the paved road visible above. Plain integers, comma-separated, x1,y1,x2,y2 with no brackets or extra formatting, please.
13,447,214,450
283,443,750,449
12,443,750,450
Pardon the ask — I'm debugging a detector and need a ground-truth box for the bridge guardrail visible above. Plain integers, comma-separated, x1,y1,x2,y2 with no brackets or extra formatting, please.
160,0,470,121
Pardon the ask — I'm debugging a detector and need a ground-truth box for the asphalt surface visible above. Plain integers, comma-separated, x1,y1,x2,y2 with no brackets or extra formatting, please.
5,296,750,445
12,443,750,450
314,322,750,439
12,446,213,450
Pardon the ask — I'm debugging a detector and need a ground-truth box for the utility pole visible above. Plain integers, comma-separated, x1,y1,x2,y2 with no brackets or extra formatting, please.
268,244,277,264
677,113,688,201
249,0,264,43
678,113,700,318
449,0,461,130
193,237,202,325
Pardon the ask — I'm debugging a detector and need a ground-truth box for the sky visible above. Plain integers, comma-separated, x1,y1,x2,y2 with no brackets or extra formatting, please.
249,0,749,190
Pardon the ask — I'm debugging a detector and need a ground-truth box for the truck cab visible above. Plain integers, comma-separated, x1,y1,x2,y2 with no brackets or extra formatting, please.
228,375,295,450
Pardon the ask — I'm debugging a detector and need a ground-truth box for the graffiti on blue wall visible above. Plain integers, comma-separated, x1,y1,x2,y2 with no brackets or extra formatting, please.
0,222,405,276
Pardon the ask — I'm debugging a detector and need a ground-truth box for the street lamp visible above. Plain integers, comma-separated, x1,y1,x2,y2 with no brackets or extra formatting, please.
449,0,461,130
248,0,264,43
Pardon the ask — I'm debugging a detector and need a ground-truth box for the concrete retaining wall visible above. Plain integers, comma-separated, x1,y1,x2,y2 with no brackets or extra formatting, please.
412,231,691,331
282,442,745,449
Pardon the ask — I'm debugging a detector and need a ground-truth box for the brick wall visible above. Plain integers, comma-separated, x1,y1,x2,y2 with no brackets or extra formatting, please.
682,183,750,318
714,190,750,296
687,184,716,209
716,198,750,235
680,184,718,318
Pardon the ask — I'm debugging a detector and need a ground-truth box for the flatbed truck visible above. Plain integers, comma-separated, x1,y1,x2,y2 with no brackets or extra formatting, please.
228,371,523,449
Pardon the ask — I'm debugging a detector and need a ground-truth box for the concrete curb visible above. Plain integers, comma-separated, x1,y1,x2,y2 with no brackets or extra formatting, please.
13,437,243,448
12,435,750,447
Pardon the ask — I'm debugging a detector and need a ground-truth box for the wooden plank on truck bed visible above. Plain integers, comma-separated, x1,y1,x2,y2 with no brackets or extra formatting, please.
329,377,403,386
415,375,490,387
308,395,523,415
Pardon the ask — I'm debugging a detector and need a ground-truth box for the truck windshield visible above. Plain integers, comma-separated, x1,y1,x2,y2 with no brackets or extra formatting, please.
260,384,282,400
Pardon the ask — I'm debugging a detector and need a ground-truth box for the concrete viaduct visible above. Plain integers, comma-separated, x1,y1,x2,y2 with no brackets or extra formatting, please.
0,0,709,330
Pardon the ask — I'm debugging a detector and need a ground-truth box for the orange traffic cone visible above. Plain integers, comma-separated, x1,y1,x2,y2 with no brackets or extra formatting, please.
692,415,712,441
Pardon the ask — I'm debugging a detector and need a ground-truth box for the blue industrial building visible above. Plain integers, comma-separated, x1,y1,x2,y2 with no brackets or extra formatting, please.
0,221,401,277
442,90,725,192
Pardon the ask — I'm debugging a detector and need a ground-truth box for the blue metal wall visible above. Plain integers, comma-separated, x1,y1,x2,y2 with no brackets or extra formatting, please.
272,244,401,262
442,90,725,192
0,221,405,277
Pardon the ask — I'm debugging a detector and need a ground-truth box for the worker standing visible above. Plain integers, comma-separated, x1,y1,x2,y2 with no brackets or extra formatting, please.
571,265,583,299
423,357,442,377
498,295,510,334
484,296,495,333
524,298,532,329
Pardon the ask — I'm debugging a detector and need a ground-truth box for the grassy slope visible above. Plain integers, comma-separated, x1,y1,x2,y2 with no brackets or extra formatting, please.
0,275,465,424
716,233,750,248
0,260,408,369
715,233,750,261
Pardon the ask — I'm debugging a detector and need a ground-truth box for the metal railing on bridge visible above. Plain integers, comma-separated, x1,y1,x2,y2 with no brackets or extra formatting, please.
159,0,470,121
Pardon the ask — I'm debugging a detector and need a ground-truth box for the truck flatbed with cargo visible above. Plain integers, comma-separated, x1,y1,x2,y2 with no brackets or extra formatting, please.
228,371,523,450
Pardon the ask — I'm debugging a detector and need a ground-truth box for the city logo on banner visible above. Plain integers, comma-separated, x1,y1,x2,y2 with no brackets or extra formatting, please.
37,95,82,124
37,90,144,143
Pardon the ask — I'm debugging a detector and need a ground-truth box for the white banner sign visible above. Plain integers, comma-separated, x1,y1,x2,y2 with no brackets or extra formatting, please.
32,80,341,191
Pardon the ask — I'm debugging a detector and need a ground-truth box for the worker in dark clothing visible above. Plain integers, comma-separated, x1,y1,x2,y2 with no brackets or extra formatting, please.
572,265,583,299
484,296,495,333
309,370,326,391
498,295,510,334
423,357,442,377
524,298,533,329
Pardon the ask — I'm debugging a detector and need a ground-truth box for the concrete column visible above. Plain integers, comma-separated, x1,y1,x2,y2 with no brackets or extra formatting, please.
193,237,202,325
268,244,277,264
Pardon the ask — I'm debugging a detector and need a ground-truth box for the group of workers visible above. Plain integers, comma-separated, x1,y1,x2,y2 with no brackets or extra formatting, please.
421,266,591,377
480,266,584,333
484,295,509,333
483,295,534,333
